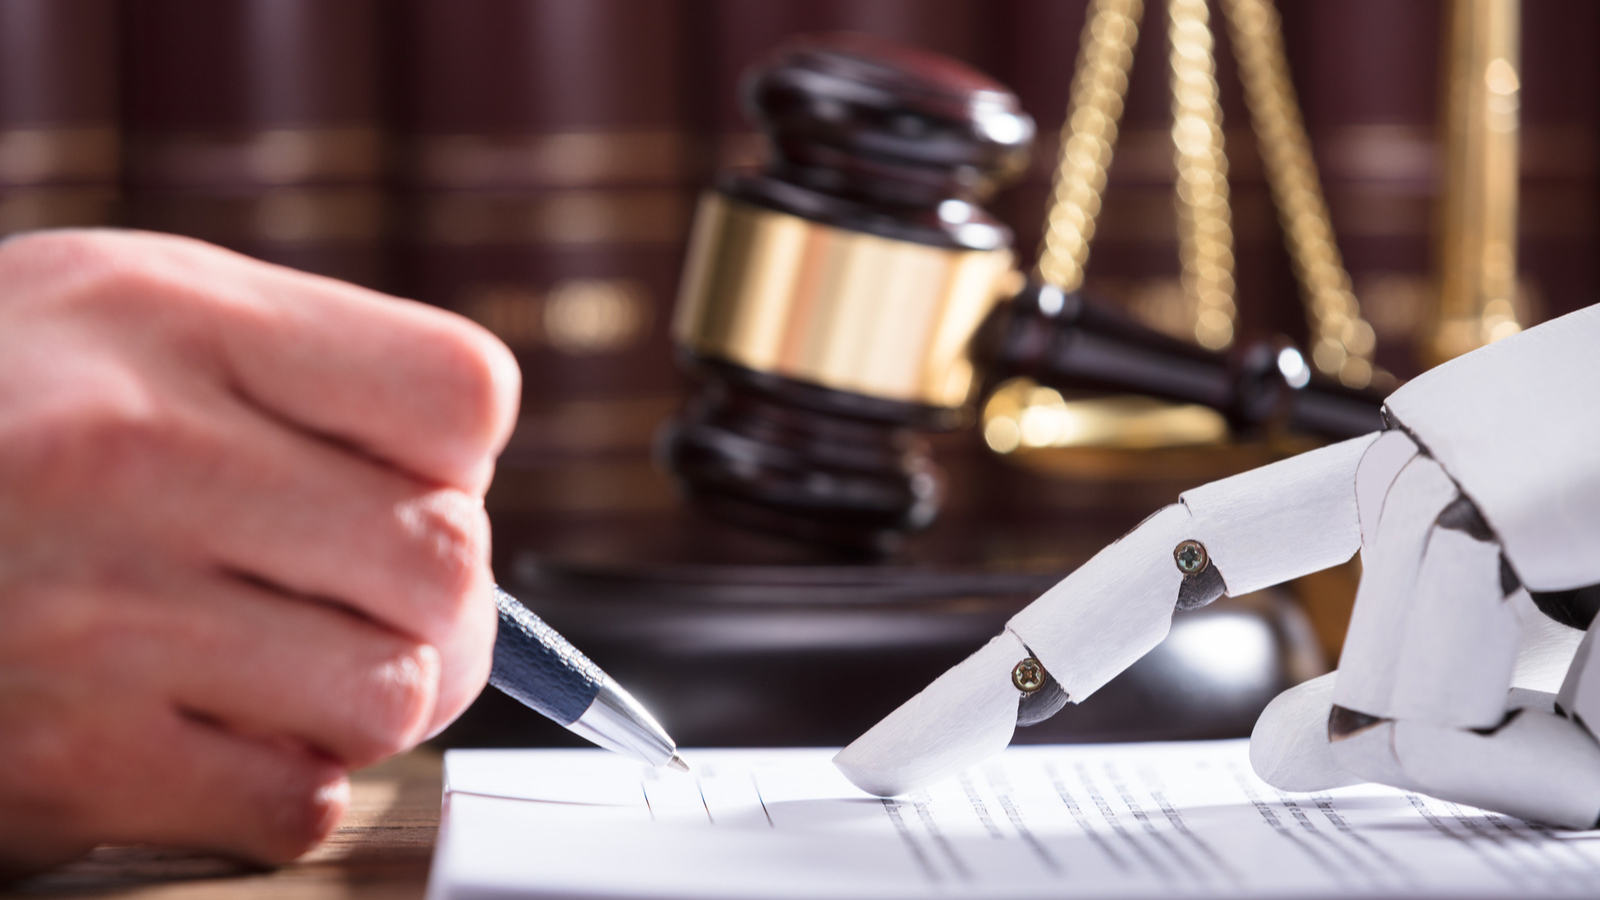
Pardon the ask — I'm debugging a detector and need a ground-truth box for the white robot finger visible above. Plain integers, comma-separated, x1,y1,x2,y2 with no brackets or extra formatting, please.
1251,430,1419,794
1324,454,1600,827
1353,429,1421,546
1249,672,1363,792
1392,711,1600,829
834,500,1197,798
1329,721,1421,795
1332,454,1461,719
833,630,1031,796
1385,305,1600,592
1180,431,1376,596
1007,503,1194,703
1389,525,1521,729
837,435,1380,797
1011,433,1380,703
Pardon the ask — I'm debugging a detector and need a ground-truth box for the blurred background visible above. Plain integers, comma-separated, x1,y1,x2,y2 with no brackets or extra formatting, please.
2,0,1593,749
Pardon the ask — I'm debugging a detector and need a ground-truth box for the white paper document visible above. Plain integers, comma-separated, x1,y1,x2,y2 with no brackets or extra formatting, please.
429,740,1600,899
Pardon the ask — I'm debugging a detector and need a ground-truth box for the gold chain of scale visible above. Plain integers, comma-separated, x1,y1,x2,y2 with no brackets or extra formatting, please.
1035,0,1380,389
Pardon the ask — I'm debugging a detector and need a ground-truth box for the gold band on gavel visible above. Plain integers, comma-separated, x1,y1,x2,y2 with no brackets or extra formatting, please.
673,192,1016,409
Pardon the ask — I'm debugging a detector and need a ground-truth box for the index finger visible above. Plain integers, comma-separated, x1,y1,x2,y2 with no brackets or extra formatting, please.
90,231,519,491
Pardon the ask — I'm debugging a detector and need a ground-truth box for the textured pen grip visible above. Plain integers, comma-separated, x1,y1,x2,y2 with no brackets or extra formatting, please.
488,586,605,726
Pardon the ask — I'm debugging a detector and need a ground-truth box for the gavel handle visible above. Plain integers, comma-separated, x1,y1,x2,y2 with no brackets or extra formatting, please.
976,282,1385,440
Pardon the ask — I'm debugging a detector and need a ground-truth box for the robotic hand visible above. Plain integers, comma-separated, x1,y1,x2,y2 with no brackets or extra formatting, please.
835,305,1600,828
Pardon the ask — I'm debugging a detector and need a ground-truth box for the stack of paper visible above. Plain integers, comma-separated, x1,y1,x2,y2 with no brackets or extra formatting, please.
429,740,1600,899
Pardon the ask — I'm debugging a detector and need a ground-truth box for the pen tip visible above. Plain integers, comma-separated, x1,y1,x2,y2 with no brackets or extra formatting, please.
667,753,690,773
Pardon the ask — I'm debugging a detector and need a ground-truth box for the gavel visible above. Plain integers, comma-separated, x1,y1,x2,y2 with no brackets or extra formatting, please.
660,34,1381,554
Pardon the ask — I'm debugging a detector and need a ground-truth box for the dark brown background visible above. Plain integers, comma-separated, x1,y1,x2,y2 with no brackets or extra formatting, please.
0,0,1593,748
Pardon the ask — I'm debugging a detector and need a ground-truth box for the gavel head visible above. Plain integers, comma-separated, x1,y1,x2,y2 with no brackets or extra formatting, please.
659,34,1034,554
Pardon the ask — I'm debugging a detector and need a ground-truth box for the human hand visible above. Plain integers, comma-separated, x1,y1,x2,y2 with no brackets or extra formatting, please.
0,230,519,876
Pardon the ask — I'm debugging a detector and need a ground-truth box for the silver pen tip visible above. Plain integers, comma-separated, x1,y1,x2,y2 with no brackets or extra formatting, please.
667,753,690,773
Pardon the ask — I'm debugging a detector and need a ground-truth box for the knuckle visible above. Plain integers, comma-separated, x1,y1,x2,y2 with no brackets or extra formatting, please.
426,588,497,737
0,230,112,284
1,231,154,316
394,490,490,621
431,320,521,454
346,642,441,765
2,387,175,505
5,720,79,808
1,231,234,345
252,761,349,864
47,394,193,500
428,595,496,736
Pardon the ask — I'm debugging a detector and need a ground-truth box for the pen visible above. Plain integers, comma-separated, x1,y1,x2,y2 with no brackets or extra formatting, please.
489,586,689,772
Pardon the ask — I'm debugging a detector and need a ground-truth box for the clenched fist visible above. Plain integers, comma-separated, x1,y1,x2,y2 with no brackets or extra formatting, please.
0,230,520,876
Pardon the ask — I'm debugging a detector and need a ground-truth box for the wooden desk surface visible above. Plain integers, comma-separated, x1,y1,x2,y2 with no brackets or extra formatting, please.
4,751,442,899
